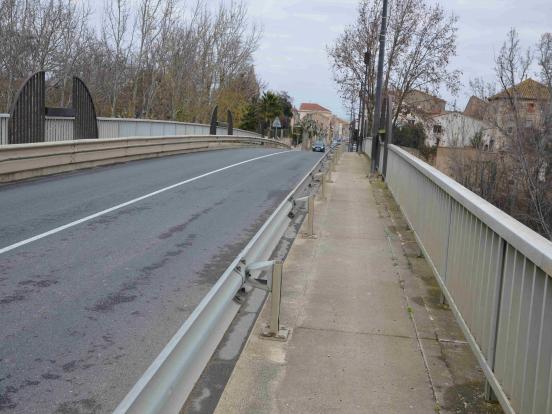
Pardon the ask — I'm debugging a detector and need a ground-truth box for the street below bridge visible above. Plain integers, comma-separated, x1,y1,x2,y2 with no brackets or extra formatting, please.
0,148,322,413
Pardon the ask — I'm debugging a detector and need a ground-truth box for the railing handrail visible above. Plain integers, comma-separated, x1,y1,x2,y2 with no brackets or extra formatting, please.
389,144,552,276
96,116,211,127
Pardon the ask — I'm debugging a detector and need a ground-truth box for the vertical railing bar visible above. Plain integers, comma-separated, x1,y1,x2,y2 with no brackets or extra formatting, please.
499,245,516,378
473,221,486,341
466,214,480,328
482,229,494,357
442,193,453,282
486,238,507,401
546,327,552,413
520,264,537,411
478,226,490,343
531,273,548,414
458,206,469,307
510,256,527,394
449,201,460,295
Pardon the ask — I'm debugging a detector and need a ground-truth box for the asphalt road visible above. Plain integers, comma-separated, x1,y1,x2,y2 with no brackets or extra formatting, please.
0,148,322,413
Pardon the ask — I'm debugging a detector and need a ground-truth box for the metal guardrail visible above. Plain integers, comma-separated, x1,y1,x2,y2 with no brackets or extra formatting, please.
0,113,262,145
369,139,552,414
113,146,339,413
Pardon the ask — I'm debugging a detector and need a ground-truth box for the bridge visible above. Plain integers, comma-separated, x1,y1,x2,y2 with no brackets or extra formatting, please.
1,115,551,414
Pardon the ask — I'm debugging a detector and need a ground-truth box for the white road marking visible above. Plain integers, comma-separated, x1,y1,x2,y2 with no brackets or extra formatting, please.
0,150,291,255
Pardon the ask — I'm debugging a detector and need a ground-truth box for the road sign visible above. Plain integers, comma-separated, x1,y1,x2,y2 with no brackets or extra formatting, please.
272,117,282,128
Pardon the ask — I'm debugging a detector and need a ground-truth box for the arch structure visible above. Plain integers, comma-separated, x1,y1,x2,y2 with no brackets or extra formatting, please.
8,71,99,144
209,106,218,135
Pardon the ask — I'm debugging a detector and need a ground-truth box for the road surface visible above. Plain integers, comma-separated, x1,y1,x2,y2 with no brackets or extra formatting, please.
0,148,321,413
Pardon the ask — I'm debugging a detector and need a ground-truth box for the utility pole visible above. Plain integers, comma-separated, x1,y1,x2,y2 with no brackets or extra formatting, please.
358,50,371,153
349,96,355,152
370,0,388,173
356,85,363,151
357,82,364,152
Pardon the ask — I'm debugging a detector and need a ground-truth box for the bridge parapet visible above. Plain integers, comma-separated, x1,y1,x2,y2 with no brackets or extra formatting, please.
369,138,552,414
0,135,288,183
0,114,262,145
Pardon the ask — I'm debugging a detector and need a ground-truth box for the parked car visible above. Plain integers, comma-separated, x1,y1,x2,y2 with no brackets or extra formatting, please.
312,141,326,152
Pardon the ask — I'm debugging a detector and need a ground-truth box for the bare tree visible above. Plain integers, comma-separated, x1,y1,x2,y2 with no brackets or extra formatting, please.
327,0,460,129
102,0,134,116
494,29,552,238
0,0,262,125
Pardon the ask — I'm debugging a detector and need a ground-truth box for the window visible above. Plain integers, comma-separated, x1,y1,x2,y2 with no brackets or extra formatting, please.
528,102,535,113
408,119,415,125
433,125,442,133
507,126,513,135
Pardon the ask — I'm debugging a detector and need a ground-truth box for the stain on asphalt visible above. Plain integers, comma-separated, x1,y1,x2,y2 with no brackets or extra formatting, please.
157,200,225,240
18,279,58,288
0,392,17,410
88,291,137,313
54,398,102,414
1,274,59,306
41,372,61,380
0,292,26,305
158,211,207,240
88,232,198,313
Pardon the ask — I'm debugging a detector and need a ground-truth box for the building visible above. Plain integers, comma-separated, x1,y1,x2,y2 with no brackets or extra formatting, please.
394,89,447,130
486,78,550,137
426,111,499,150
402,90,446,115
464,96,488,120
296,103,349,143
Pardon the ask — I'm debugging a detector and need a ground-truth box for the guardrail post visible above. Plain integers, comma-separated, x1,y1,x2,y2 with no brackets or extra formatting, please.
304,195,315,238
326,162,334,183
261,260,289,341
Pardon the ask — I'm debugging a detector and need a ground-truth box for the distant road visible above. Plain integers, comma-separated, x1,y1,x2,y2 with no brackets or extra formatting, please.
0,148,322,413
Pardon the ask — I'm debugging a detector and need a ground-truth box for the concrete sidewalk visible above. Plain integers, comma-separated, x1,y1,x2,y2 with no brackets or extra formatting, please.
213,152,501,414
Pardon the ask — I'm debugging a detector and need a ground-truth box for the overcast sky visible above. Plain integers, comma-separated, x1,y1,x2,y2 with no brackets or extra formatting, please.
238,0,552,119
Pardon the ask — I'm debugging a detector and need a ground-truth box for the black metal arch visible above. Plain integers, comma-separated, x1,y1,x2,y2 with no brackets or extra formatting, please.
8,71,45,144
7,72,99,144
73,77,98,140
209,105,218,135
227,110,233,135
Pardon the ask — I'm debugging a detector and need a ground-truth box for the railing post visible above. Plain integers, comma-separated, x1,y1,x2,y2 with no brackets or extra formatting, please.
261,260,289,341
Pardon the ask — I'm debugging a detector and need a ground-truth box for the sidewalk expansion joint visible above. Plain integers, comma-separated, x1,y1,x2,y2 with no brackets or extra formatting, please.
296,325,438,342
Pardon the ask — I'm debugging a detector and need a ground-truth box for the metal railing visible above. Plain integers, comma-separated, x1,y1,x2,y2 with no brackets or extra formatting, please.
366,138,552,414
113,147,339,413
0,113,262,145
